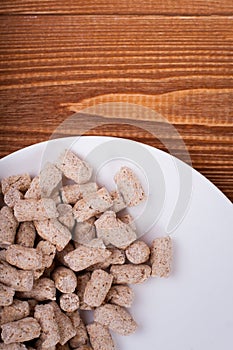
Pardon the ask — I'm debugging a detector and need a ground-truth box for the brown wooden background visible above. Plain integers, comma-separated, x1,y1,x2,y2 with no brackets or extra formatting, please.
0,1,232,200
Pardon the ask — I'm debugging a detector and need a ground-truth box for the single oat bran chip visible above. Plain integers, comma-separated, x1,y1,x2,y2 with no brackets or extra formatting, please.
125,240,150,264
110,264,151,284
5,244,43,271
59,293,80,312
15,221,36,248
1,317,41,344
0,206,18,247
56,150,92,184
73,188,113,222
87,322,115,350
94,304,137,336
150,236,172,277
84,269,113,307
52,266,77,294
14,198,58,222
114,166,145,207
64,244,112,272
38,162,62,198
34,218,71,252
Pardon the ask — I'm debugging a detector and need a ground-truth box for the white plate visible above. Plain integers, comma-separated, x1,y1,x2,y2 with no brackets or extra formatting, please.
0,136,232,350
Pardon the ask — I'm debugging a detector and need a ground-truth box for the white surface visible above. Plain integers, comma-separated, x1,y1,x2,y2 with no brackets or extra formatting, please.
0,136,232,350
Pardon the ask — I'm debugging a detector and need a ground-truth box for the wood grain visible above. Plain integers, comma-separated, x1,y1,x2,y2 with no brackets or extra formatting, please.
0,15,232,200
0,0,233,15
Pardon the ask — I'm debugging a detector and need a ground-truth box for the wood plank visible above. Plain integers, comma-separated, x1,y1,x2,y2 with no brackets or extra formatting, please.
0,0,233,15
0,15,232,200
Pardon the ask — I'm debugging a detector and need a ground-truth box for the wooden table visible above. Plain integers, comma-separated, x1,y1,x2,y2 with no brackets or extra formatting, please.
0,1,232,200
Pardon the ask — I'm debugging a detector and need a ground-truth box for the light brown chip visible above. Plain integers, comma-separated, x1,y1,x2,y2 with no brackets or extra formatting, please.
110,190,126,213
94,304,137,336
61,183,98,204
87,322,115,350
88,248,125,271
5,244,43,270
34,219,71,252
64,245,112,272
50,301,76,345
17,277,56,301
69,319,88,348
0,260,34,292
14,198,58,222
57,204,75,231
76,273,92,311
34,304,60,348
4,188,23,208
0,299,30,325
38,162,62,198
15,221,36,248
72,219,96,246
0,206,18,247
106,285,134,308
1,174,31,195
57,150,92,184
125,240,150,264
110,264,151,284
52,266,77,294
1,317,41,344
36,240,56,269
0,282,15,306
114,167,145,207
150,236,172,277
60,293,80,312
73,188,113,222
24,176,41,200
0,344,27,350
95,211,137,249
84,269,113,308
